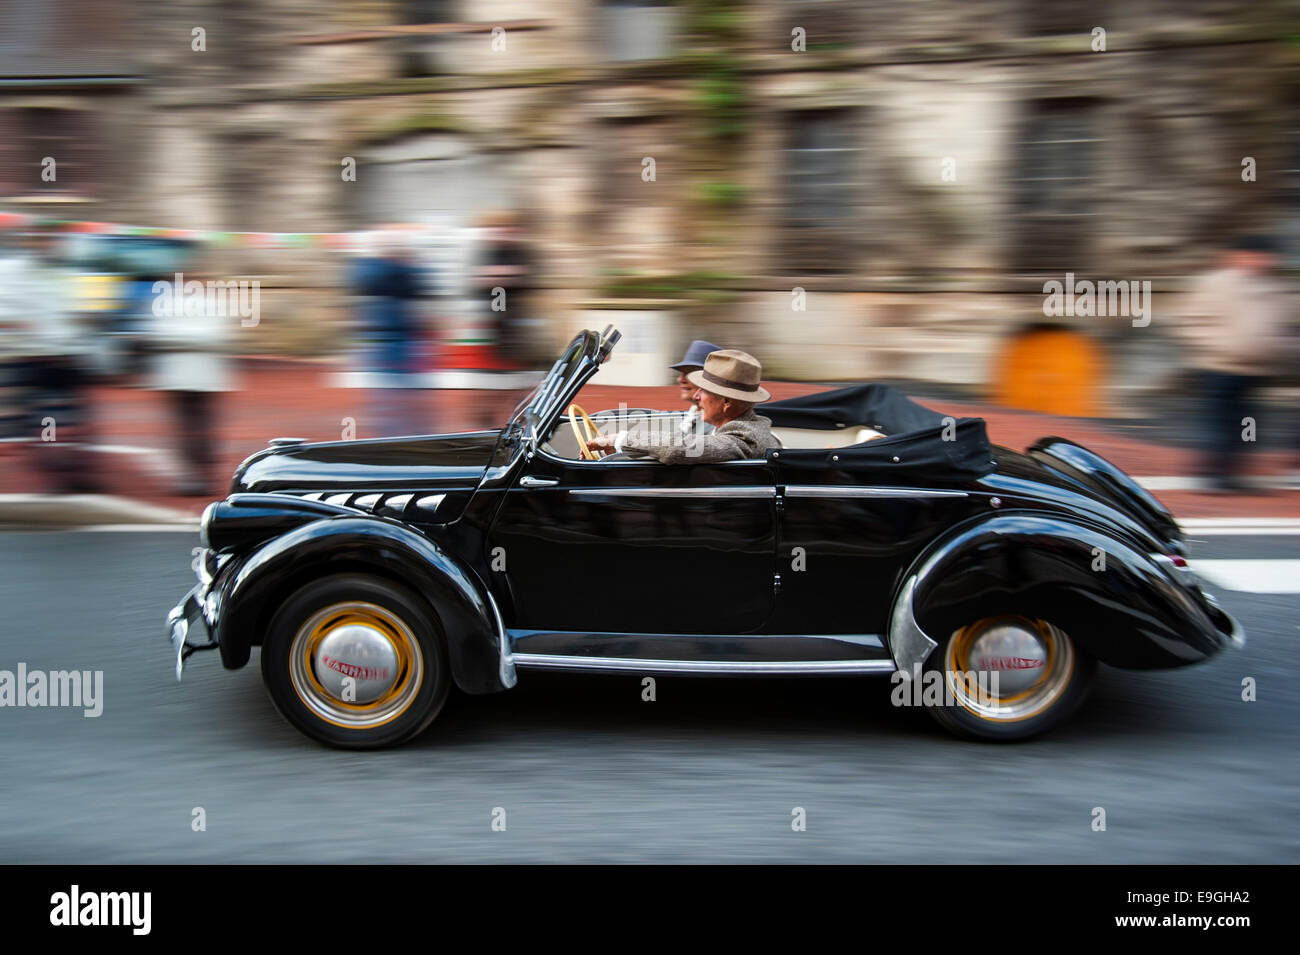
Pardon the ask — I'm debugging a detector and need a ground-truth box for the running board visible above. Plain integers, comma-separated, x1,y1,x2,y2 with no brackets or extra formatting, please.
511,654,898,676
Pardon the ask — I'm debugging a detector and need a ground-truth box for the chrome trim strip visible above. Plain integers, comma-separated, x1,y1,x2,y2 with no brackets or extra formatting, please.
415,494,446,510
512,654,896,675
887,575,939,675
325,493,351,506
354,493,380,509
384,493,412,510
786,485,969,499
568,487,775,500
485,589,516,689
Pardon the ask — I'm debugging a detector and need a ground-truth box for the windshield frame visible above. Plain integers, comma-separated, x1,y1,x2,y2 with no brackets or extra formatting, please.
504,327,615,447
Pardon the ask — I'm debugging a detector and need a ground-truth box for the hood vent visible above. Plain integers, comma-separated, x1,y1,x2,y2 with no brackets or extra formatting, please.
277,490,441,518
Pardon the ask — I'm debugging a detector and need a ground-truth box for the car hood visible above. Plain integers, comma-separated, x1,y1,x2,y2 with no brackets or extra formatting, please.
231,431,502,501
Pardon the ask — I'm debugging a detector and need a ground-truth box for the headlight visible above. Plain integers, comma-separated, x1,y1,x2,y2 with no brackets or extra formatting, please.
199,501,219,550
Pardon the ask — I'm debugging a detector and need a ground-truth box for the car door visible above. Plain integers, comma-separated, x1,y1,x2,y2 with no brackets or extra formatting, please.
767,460,978,636
486,450,777,638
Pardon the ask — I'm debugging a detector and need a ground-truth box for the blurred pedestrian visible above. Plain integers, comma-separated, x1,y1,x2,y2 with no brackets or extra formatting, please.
146,269,234,496
1178,235,1292,492
473,210,538,427
0,229,99,492
351,228,428,436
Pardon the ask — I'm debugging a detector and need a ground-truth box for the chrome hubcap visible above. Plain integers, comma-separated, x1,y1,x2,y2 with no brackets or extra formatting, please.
945,616,1074,722
967,621,1050,696
289,601,422,729
314,623,401,703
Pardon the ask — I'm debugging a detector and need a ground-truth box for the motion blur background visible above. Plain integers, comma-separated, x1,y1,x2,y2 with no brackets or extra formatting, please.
1,0,1298,498
1,2,1299,869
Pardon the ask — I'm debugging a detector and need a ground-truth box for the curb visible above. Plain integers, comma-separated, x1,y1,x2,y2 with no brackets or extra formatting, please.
0,494,200,528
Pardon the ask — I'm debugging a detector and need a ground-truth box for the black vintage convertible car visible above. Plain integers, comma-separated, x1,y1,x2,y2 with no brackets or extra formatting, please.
167,326,1243,746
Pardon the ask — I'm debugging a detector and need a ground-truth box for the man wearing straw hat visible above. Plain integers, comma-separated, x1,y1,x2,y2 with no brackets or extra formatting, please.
587,349,777,464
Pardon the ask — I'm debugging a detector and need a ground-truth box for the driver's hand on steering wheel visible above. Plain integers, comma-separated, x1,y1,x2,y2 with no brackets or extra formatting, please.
586,433,618,455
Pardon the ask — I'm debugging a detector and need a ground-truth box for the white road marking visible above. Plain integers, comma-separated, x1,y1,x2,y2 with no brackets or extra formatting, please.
1192,560,1300,594
1138,476,1298,491
1182,519,1300,537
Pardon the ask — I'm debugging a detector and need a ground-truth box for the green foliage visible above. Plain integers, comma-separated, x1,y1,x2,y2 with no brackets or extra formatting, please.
696,180,747,207
598,270,741,301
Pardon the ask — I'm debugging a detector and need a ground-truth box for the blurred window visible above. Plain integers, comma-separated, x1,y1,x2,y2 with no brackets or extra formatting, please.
1025,0,1105,36
602,1,677,63
0,108,99,198
784,0,864,50
401,0,454,76
1283,89,1300,270
596,118,674,270
780,109,861,274
1010,99,1102,272
0,0,127,77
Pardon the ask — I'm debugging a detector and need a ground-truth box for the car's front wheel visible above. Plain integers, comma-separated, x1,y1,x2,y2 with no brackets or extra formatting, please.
922,615,1096,741
261,574,449,748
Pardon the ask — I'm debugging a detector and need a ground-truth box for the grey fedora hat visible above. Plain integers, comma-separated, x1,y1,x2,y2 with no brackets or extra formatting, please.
669,339,724,372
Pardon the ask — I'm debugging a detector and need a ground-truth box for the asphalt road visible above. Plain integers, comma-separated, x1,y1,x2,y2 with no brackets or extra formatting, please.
0,530,1296,863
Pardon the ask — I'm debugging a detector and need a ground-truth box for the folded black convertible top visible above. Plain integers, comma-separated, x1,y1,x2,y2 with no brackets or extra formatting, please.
757,384,996,481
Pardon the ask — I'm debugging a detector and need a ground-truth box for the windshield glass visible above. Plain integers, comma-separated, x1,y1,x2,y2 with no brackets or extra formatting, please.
506,332,595,440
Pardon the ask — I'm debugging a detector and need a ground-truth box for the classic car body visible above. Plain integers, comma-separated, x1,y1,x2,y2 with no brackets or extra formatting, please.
168,326,1243,746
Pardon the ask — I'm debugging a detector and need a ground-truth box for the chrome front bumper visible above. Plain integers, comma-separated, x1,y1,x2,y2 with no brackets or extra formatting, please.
166,549,225,681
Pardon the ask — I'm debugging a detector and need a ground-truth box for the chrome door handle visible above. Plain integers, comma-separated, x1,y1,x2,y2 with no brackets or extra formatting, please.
520,476,559,488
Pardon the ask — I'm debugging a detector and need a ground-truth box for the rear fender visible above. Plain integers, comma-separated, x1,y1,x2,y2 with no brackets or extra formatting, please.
887,513,1229,672
1029,437,1182,550
213,516,513,694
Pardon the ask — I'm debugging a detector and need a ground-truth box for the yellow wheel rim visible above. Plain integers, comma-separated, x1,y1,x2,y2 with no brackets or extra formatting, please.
289,601,423,730
943,616,1075,723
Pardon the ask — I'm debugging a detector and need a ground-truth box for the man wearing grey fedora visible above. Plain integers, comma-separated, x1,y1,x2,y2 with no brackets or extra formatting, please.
588,349,777,464
669,338,723,435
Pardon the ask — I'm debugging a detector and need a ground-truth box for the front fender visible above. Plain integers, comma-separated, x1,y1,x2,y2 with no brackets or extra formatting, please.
888,512,1233,671
213,516,513,694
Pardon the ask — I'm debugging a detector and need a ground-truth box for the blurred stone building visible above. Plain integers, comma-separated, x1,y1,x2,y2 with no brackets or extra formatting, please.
3,0,1298,414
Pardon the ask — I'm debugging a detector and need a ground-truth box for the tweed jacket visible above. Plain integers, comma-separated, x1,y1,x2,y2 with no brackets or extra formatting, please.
620,409,776,464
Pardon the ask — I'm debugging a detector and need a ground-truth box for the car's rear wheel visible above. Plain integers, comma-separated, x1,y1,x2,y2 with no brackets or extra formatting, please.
923,615,1096,741
260,574,449,748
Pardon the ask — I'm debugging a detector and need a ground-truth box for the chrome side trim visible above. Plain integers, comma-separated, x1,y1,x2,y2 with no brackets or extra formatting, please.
384,493,412,510
887,575,939,676
512,654,896,675
786,485,969,499
485,588,516,689
415,494,446,511
354,493,380,509
568,487,775,500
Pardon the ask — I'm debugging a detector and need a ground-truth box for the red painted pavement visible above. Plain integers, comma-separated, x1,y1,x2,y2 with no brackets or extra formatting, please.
1,359,1295,520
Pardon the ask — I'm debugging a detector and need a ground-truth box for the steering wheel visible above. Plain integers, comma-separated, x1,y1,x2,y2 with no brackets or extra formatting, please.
568,403,605,460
